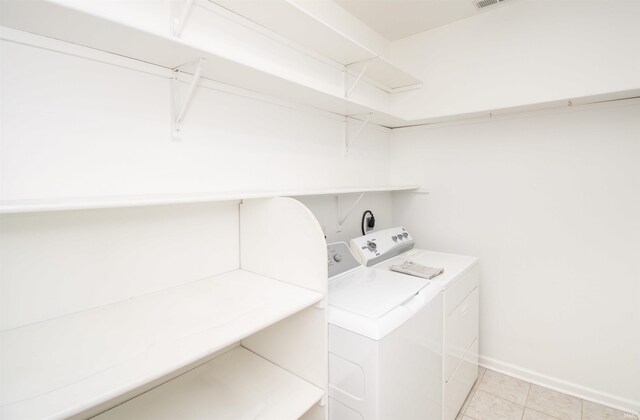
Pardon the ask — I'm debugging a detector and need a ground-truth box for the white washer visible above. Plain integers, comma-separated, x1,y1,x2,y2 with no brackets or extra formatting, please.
327,242,443,420
350,228,479,420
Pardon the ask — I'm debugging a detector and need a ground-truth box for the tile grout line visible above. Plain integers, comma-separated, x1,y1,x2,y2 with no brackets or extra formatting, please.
462,368,487,418
480,368,635,420
481,370,574,420
521,383,532,420
526,407,564,420
462,370,483,419
473,389,527,412
476,370,530,408
463,388,477,415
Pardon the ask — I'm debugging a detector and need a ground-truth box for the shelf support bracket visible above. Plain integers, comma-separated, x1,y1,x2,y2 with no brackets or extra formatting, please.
172,0,195,37
171,58,206,140
336,192,366,231
345,61,370,98
344,114,372,156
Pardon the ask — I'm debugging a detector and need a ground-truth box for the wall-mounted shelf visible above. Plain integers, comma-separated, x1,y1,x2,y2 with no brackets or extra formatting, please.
212,0,421,93
0,185,421,214
94,346,324,420
0,270,323,420
0,1,412,128
347,57,422,93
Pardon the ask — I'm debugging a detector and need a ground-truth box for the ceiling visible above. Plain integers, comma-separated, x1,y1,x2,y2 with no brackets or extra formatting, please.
334,0,484,41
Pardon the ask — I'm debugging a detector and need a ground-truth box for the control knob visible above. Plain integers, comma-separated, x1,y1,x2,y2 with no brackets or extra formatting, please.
333,254,342,262
367,241,377,252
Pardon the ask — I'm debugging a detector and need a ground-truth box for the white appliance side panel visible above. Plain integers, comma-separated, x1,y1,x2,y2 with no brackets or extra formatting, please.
328,325,381,420
443,264,480,315
379,293,444,420
444,287,479,382
444,339,479,420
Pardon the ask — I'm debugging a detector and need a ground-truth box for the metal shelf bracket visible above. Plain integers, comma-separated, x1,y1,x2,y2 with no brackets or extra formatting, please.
344,114,372,155
171,57,206,140
336,192,366,231
345,60,371,98
172,0,195,37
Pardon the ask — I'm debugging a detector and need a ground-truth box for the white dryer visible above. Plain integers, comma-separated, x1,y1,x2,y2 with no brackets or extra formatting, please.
350,228,479,420
327,242,443,420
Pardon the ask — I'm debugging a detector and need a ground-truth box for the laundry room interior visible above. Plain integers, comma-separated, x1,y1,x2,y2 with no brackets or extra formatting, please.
1,0,639,419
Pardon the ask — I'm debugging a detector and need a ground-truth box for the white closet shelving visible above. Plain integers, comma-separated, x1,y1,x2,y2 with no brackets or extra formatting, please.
212,0,422,93
93,346,325,420
1,197,329,420
0,270,323,419
0,0,417,128
0,185,421,214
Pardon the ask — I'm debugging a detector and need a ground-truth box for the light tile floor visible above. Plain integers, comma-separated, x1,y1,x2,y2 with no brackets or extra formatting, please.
456,367,639,420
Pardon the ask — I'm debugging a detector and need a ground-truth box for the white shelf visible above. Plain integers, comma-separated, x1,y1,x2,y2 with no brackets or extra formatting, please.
213,0,374,66
291,185,422,196
212,0,421,92
0,270,323,420
94,346,324,420
347,57,422,93
0,185,421,214
0,1,412,127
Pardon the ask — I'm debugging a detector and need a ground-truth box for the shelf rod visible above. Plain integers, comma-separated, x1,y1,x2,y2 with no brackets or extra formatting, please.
172,58,206,139
345,61,370,98
173,0,195,37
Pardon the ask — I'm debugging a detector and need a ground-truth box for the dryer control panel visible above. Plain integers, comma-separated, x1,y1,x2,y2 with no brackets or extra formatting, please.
350,226,415,266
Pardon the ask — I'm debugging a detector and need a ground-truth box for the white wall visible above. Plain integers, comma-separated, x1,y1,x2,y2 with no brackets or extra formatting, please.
390,101,640,412
0,30,391,334
390,0,640,121
0,202,239,330
0,32,391,201
295,192,394,243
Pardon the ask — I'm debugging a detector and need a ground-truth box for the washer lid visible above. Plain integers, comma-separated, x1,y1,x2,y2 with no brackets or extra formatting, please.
329,267,428,318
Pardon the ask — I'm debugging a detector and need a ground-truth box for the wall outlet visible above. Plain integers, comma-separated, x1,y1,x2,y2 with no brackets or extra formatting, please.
365,217,374,232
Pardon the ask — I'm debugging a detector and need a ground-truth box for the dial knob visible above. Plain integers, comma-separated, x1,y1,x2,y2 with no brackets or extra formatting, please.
392,236,398,242
403,232,409,238
333,254,342,262
397,234,403,240
367,241,377,251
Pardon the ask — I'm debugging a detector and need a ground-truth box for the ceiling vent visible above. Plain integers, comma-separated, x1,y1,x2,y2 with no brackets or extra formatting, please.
475,0,505,9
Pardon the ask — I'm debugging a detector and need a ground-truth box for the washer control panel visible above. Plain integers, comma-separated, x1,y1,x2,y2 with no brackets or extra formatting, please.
327,242,361,279
349,226,415,266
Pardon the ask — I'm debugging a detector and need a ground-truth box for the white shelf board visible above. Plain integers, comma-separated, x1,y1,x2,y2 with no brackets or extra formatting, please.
94,346,324,420
0,270,323,420
348,57,422,93
289,184,421,197
212,0,374,66
0,1,410,127
0,185,420,214
211,0,421,92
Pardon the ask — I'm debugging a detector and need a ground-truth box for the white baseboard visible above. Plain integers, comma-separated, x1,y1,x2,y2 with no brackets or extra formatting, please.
479,355,640,416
